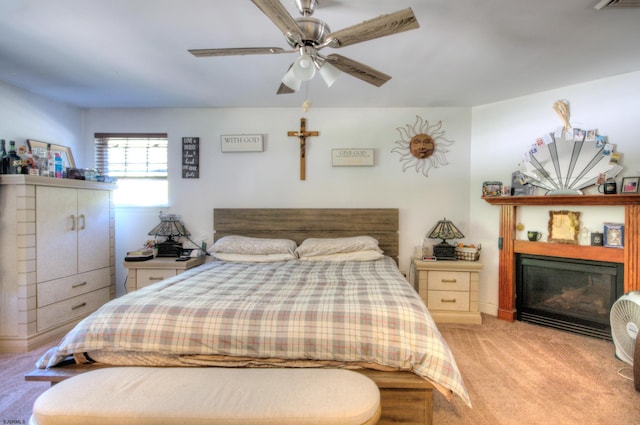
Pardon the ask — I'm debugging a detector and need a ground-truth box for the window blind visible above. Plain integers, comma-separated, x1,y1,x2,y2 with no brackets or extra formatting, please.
95,133,168,178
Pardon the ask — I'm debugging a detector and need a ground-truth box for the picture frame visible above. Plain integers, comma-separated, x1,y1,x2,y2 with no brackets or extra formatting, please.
621,176,640,193
482,181,503,197
590,232,604,246
547,210,580,244
27,139,76,169
604,223,624,248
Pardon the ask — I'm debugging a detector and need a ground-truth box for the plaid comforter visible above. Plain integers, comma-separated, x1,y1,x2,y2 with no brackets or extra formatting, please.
38,257,470,406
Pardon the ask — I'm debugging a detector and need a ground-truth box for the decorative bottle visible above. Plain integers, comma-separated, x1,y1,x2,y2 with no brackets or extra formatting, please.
5,141,23,174
0,139,7,174
54,152,63,178
46,144,54,177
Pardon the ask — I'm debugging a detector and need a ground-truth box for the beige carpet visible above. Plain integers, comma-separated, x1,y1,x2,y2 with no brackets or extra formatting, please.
434,315,640,425
2,315,639,424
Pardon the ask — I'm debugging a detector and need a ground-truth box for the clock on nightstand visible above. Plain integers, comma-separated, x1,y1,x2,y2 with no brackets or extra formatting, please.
410,259,483,324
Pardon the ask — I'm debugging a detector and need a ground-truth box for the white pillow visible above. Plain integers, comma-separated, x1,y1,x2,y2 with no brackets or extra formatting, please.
211,235,297,256
214,252,297,263
295,236,382,258
297,250,384,262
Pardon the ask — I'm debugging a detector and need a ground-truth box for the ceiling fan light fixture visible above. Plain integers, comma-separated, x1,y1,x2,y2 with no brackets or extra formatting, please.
292,53,316,81
281,67,302,91
318,61,340,87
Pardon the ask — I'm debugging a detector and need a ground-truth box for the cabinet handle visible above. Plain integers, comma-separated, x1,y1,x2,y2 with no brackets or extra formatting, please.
149,277,164,281
441,278,457,283
79,214,86,230
71,302,87,311
70,215,76,231
441,298,457,303
72,281,88,289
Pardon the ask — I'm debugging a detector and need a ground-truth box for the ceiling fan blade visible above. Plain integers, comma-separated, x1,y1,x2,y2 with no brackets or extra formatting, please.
251,0,305,43
326,8,419,48
326,54,391,87
277,83,295,94
189,47,286,57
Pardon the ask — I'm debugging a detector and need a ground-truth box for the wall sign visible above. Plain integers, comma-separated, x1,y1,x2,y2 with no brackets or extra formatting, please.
221,134,263,152
331,149,375,167
182,137,199,179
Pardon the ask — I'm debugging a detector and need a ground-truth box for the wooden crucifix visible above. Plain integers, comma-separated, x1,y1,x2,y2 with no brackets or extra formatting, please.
288,117,319,180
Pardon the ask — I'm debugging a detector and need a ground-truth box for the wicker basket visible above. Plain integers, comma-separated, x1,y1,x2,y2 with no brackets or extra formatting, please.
455,244,481,261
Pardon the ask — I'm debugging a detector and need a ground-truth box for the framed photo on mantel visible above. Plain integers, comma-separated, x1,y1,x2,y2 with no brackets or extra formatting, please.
604,223,624,248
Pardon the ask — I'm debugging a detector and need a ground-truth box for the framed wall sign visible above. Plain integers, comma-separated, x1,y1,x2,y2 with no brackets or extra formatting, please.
331,149,374,167
221,134,263,152
182,137,199,179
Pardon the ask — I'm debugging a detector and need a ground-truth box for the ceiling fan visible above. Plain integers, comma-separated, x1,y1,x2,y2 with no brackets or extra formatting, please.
189,0,419,94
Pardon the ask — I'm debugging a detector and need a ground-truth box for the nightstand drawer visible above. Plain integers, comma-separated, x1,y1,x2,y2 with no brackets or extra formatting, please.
137,269,178,288
427,290,470,312
427,271,470,291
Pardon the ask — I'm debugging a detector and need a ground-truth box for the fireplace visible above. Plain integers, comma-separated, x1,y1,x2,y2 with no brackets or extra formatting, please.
516,254,624,339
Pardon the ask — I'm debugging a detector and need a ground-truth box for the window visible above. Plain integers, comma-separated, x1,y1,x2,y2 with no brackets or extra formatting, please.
95,133,168,206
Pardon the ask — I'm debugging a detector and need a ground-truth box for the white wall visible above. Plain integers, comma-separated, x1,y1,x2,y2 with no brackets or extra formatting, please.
0,81,83,156
470,71,640,315
81,107,472,295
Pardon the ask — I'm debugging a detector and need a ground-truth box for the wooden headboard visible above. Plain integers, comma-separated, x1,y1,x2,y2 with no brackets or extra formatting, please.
213,208,399,261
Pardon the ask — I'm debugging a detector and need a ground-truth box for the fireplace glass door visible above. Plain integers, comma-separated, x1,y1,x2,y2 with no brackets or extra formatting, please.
516,255,623,339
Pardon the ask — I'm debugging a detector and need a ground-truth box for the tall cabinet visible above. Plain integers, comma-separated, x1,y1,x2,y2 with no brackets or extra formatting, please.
0,176,115,353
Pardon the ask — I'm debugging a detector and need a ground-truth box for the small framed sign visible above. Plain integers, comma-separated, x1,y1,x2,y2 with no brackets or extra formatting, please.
221,134,263,152
182,137,199,179
331,149,374,167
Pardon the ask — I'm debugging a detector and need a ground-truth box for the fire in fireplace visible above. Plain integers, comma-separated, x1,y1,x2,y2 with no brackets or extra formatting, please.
516,254,624,340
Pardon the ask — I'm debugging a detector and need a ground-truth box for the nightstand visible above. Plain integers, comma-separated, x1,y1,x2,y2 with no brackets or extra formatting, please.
123,256,205,292
410,259,483,324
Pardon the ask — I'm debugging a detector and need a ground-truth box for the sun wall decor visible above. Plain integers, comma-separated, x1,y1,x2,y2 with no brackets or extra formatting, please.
391,115,455,177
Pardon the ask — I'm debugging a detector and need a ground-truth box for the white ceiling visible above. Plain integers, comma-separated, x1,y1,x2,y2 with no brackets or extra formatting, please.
0,0,639,109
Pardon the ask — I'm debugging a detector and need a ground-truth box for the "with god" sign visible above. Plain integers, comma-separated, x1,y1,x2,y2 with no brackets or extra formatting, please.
221,134,264,152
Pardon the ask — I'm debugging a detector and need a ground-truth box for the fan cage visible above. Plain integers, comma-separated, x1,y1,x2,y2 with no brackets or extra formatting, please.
610,292,640,365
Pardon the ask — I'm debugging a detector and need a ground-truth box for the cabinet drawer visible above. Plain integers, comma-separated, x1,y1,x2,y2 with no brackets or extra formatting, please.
37,268,111,308
427,271,470,291
37,287,111,332
427,290,470,312
137,269,177,289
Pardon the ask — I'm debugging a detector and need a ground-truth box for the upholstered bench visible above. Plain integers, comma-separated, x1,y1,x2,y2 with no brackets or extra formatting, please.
30,367,381,425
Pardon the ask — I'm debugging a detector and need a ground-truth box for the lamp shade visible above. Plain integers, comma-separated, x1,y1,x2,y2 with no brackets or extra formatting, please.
148,214,190,240
281,67,302,91
318,61,340,87
427,218,464,242
292,53,316,81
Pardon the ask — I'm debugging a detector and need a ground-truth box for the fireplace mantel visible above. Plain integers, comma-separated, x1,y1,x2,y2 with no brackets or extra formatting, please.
483,194,640,322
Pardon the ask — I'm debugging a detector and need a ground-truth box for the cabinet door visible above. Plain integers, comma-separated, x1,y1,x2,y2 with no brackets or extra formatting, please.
36,186,78,282
77,189,110,273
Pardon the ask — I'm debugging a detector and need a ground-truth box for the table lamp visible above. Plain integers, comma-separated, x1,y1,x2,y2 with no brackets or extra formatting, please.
148,213,190,257
428,218,464,260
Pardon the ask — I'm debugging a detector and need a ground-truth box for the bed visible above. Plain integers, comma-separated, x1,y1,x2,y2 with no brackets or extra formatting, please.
29,208,470,425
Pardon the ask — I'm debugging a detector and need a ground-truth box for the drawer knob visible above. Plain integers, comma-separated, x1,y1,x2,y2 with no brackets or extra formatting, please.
441,278,457,283
441,298,457,303
72,281,88,289
71,302,87,311
149,277,164,281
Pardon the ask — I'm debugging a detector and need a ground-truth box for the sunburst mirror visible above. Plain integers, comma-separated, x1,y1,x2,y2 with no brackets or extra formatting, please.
518,101,623,195
520,129,622,195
